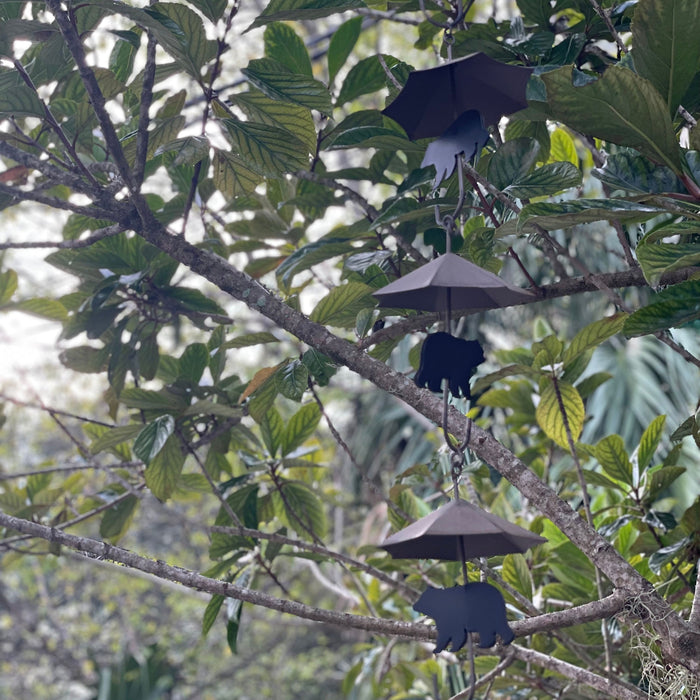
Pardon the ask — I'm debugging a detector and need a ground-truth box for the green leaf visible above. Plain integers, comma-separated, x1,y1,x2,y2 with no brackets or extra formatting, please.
0,269,18,304
541,65,683,172
592,151,684,195
623,279,700,337
506,161,582,198
231,90,316,153
243,58,332,115
583,469,626,490
536,379,584,450
247,0,365,30
328,17,362,84
336,55,394,107
649,536,691,575
186,0,227,22
221,117,310,177
226,600,244,654
501,553,533,599
8,298,67,322
637,415,666,472
223,332,279,350
488,138,540,190
202,594,225,637
147,3,218,77
264,23,312,76
212,149,261,198
636,240,700,287
59,345,107,373
145,434,185,500
548,128,578,166
518,198,666,233
324,125,422,152
90,424,142,455
563,313,627,365
281,402,321,456
309,282,375,327
155,135,210,166
0,85,44,117
595,434,633,486
272,481,327,538
260,407,285,457
133,415,176,464
121,388,184,411
632,0,700,115
276,237,356,288
179,343,209,384
275,360,309,401
301,349,336,387
100,494,138,541
644,465,686,503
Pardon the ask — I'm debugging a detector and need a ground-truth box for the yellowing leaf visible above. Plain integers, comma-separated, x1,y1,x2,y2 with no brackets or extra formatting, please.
536,379,584,450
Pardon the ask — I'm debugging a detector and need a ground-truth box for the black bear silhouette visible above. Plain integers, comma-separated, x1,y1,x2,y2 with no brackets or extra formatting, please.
413,582,514,653
414,332,485,399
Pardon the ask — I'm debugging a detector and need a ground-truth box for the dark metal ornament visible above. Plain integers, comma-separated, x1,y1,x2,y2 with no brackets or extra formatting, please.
413,582,514,653
379,498,547,561
372,253,537,313
383,52,534,140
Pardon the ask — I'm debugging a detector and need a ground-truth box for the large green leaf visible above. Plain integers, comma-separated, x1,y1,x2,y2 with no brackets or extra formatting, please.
221,117,310,176
281,402,321,456
202,594,225,637
327,17,362,84
517,198,666,232
541,65,683,172
637,415,666,472
536,379,584,450
562,313,627,365
636,240,700,286
644,465,686,503
133,415,176,464
275,360,309,401
260,407,285,457
592,151,684,195
179,342,209,384
488,138,540,190
0,269,17,304
506,161,582,199
229,90,317,155
243,58,332,115
336,55,399,107
595,434,633,486
277,237,357,288
272,480,327,538
100,494,138,541
186,0,227,22
309,282,375,326
264,23,312,77
632,0,700,115
212,149,262,198
148,3,217,76
145,434,185,500
623,278,700,336
247,0,366,30
0,85,44,117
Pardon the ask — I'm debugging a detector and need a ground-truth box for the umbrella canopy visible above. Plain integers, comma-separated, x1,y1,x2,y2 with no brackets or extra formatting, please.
383,53,534,140
373,253,536,312
380,499,547,561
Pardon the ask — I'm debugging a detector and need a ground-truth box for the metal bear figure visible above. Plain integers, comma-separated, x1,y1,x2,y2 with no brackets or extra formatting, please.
413,582,514,653
414,332,485,399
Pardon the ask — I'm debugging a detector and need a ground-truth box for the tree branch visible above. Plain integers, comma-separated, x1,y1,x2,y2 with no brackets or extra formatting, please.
128,219,700,674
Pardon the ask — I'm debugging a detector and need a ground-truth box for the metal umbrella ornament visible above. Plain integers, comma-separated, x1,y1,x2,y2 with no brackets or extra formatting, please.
380,489,546,698
382,52,534,141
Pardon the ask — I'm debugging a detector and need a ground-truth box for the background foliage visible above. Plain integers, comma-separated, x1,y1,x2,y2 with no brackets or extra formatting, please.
1,0,700,698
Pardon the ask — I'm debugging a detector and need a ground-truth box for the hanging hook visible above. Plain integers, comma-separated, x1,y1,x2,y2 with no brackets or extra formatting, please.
417,0,466,31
